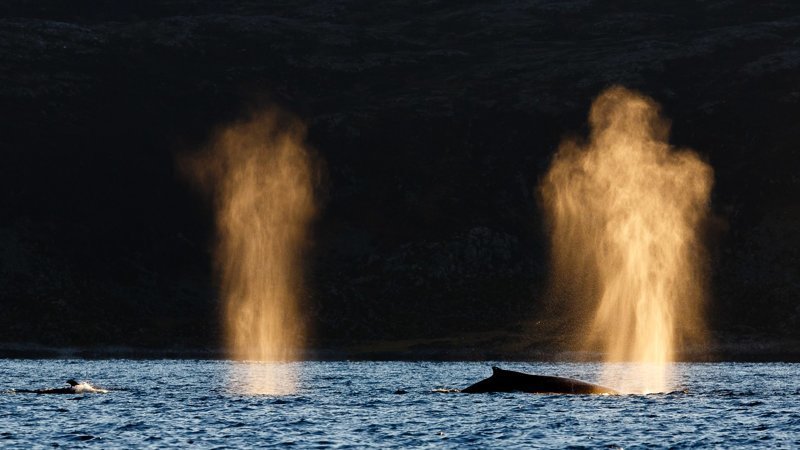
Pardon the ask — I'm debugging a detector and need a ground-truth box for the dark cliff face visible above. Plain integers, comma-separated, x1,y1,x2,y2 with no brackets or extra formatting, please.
1,1,798,352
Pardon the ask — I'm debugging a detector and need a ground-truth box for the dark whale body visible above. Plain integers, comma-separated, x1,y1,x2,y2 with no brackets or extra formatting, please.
14,379,108,394
462,367,618,395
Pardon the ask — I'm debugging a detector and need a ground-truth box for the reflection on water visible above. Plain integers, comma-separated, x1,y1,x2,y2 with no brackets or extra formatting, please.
598,362,681,395
227,362,298,395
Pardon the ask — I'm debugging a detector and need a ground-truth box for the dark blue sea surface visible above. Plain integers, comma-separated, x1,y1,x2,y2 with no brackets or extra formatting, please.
1,360,798,448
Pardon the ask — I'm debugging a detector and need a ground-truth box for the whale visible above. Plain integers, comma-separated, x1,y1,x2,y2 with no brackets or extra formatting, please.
462,367,618,395
14,379,109,394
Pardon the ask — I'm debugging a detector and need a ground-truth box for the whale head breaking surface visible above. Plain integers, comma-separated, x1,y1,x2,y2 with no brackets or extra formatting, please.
12,380,109,395
69,380,109,394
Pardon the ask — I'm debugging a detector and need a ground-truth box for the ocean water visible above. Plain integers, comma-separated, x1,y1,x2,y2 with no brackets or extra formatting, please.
1,360,798,448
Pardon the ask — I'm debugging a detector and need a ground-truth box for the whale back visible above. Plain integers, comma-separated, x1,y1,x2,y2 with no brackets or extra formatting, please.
461,367,618,395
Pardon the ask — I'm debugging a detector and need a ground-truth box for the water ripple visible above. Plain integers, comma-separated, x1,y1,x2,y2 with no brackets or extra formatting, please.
1,361,799,447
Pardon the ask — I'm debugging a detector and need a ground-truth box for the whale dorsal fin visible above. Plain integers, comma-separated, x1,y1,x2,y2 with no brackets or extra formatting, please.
66,379,78,386
491,366,502,375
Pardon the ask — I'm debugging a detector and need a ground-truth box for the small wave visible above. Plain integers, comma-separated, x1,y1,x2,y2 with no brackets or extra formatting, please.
708,389,756,397
117,421,149,431
665,389,689,395
431,388,461,394
102,386,131,392
739,400,765,407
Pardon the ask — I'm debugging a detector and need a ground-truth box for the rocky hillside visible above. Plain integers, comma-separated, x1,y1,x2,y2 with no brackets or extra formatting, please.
1,1,798,355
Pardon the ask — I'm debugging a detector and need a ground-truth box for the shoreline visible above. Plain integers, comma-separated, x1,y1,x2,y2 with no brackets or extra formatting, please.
2,339,798,362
